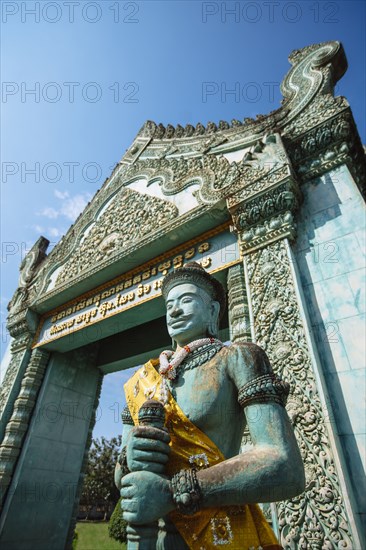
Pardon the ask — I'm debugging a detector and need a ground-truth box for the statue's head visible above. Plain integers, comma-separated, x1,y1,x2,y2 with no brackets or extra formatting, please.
161,262,226,347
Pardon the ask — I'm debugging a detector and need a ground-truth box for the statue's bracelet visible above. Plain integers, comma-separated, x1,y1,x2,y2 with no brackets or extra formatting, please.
170,468,202,516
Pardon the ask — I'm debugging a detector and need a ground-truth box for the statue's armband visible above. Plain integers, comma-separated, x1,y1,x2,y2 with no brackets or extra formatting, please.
238,374,290,409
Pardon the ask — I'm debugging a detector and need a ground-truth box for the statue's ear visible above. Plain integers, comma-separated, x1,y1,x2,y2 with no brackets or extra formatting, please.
206,300,220,338
211,300,220,323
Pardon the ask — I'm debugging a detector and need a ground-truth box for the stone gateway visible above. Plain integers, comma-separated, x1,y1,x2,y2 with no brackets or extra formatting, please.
0,42,364,549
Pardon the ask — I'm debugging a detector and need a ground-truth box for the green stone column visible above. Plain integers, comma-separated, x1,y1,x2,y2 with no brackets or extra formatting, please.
227,264,251,343
242,239,359,548
0,347,49,510
0,336,32,445
227,135,362,548
0,345,102,550
0,307,44,508
1,238,50,502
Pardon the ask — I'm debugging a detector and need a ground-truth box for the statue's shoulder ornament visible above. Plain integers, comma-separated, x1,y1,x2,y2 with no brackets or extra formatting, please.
226,342,290,408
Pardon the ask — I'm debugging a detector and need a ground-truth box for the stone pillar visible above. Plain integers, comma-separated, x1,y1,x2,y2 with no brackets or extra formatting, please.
227,264,251,343
0,238,51,510
0,311,38,444
65,345,102,549
0,345,101,550
227,135,362,548
1,236,50,427
243,239,359,548
0,347,49,511
0,307,44,508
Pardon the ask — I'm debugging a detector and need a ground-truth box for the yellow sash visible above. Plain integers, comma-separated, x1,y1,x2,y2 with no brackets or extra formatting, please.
125,360,282,550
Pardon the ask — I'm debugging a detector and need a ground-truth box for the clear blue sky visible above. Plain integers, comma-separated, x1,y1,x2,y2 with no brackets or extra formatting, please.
1,0,365,439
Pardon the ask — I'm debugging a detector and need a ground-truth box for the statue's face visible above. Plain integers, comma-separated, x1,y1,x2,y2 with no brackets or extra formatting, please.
165,283,217,347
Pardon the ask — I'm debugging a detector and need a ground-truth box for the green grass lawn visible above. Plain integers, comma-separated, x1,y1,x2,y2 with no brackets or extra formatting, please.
75,521,126,550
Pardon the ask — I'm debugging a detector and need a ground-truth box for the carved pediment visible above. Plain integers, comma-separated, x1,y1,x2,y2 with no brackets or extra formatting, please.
114,133,291,207
51,187,178,287
132,41,346,149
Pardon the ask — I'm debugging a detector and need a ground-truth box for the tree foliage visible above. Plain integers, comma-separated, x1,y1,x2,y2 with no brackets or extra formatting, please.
108,496,128,543
79,435,122,520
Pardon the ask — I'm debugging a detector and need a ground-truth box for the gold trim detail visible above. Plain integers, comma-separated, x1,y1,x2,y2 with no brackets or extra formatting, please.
32,224,240,348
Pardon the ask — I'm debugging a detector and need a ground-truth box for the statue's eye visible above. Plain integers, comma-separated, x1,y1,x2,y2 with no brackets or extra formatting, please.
182,297,192,304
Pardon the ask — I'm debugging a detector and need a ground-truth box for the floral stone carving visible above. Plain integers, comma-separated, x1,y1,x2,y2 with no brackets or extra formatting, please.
244,239,354,549
55,187,178,286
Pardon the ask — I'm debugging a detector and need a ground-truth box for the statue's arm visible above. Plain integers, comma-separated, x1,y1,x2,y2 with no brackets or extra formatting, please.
197,343,305,507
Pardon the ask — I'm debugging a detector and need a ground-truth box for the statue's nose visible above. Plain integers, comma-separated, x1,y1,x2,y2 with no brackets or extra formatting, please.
170,305,183,317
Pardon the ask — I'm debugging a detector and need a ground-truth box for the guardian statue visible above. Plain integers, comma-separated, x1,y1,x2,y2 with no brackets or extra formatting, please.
115,262,305,549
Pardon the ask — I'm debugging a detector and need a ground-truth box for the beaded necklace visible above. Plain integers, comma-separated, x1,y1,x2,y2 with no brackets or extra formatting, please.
159,337,223,404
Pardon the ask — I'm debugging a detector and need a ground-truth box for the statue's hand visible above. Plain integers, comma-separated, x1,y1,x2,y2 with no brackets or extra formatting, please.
121,471,174,524
126,425,171,474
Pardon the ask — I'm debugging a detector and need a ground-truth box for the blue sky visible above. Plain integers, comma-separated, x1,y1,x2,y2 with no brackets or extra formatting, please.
1,0,365,439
